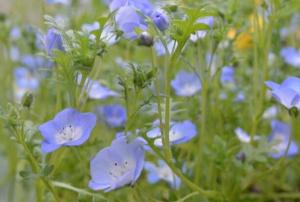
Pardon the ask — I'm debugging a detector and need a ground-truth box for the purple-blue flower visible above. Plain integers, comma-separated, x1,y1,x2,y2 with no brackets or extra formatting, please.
144,160,180,189
154,38,177,56
89,136,145,192
115,6,147,39
265,77,300,109
151,9,169,31
147,120,197,147
38,108,97,153
21,55,53,70
97,104,127,128
109,0,153,15
190,16,214,42
171,71,201,97
77,74,119,100
44,28,64,55
14,67,39,102
46,0,70,5
280,47,300,68
220,66,235,86
268,120,298,158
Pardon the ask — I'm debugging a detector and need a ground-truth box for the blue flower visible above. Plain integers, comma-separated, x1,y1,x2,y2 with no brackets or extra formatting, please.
87,80,119,99
115,6,147,39
147,120,197,147
190,16,214,42
220,66,235,86
77,74,119,100
81,22,100,33
171,71,201,97
265,77,300,109
268,120,298,158
21,55,53,70
109,0,153,15
38,108,97,153
154,38,177,56
46,0,70,5
89,136,145,192
44,28,64,55
234,128,260,143
144,160,180,189
151,9,169,31
97,104,127,128
280,47,300,68
14,67,39,102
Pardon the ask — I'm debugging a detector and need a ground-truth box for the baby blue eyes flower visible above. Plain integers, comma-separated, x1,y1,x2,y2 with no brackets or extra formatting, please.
268,120,298,158
190,16,214,42
38,108,97,153
115,6,147,39
234,128,260,143
44,28,64,55
97,104,127,128
147,120,197,147
46,0,70,5
109,0,153,15
220,66,235,86
144,160,180,189
14,67,39,102
265,76,300,110
89,136,145,192
154,38,177,56
151,10,169,32
280,47,300,68
171,71,201,97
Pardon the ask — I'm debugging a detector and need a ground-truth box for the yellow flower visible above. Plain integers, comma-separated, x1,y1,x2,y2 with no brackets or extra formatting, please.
227,28,237,39
234,32,252,50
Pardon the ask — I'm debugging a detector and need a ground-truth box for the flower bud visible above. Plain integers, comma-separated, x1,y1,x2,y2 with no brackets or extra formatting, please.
138,32,153,47
151,10,169,32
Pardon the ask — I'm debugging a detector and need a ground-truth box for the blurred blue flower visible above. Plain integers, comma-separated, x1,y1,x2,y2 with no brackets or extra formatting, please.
97,104,127,128
115,6,147,39
234,128,260,143
10,26,21,40
87,80,119,99
109,0,153,15
89,136,145,192
46,0,70,5
268,120,298,158
190,16,214,42
14,67,39,102
81,22,100,33
265,77,300,109
21,55,53,70
44,28,64,55
38,108,96,153
151,9,169,31
144,160,180,189
154,38,177,56
147,120,197,147
77,74,119,100
220,66,235,86
280,47,300,68
171,71,201,97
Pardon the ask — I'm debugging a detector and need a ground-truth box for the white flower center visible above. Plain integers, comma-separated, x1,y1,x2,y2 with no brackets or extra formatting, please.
272,134,287,153
55,125,83,144
108,159,135,181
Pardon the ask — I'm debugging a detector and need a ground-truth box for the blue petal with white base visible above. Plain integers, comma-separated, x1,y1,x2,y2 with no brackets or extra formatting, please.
89,136,145,192
38,108,97,153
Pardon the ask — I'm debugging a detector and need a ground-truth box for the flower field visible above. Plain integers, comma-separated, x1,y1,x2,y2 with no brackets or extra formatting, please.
0,0,300,201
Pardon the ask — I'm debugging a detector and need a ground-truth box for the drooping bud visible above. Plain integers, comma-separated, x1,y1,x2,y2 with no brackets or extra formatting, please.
138,32,153,47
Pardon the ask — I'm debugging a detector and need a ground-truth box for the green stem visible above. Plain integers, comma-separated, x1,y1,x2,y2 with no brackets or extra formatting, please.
17,130,60,202
163,43,184,161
